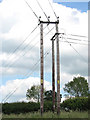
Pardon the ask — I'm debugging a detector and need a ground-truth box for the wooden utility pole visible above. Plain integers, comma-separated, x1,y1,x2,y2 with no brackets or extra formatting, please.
39,19,59,115
52,39,55,112
56,20,60,115
40,23,44,116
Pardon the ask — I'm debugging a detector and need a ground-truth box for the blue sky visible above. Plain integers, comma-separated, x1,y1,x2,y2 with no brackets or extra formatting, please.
58,2,88,12
0,0,2,3
53,0,88,13
53,0,89,2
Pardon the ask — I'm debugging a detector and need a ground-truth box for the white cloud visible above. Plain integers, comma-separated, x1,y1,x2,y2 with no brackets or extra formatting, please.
0,0,88,102
0,73,88,103
0,77,51,103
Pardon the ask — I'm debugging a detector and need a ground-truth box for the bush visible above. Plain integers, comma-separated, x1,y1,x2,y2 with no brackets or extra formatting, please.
2,102,40,114
2,101,54,114
44,101,53,112
61,97,88,111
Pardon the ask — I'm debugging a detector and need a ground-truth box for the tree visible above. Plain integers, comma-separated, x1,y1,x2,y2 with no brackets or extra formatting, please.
63,76,89,97
26,85,40,103
44,90,62,102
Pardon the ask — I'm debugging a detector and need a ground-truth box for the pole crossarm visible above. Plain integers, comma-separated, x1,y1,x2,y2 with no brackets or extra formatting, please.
39,17,59,25
51,33,65,41
39,21,59,24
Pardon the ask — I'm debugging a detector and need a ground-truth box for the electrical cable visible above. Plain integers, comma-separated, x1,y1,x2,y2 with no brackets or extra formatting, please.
3,24,39,67
2,26,55,102
68,34,88,38
67,37,88,42
63,38,88,63
48,0,57,19
25,0,39,20
2,47,52,103
60,40,88,46
2,0,58,103
36,0,49,21
54,34,87,62
4,34,39,71
4,26,55,73
60,36,88,45
3,25,47,70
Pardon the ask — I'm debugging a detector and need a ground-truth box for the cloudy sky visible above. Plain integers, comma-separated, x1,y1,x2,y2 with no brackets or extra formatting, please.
0,0,88,103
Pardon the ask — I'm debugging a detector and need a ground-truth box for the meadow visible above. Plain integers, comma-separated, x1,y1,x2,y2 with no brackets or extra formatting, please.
2,111,88,118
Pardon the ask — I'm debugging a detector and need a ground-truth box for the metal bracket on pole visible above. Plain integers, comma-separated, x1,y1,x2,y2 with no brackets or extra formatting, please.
51,33,64,41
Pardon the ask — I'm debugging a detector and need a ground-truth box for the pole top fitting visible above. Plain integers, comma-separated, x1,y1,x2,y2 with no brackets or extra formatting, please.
48,16,50,22
39,16,41,19
57,16,59,20
38,16,42,25
57,17,59,23
39,16,41,21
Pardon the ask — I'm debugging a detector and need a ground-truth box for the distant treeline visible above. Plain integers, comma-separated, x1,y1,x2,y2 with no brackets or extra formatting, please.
2,97,88,114
2,101,53,114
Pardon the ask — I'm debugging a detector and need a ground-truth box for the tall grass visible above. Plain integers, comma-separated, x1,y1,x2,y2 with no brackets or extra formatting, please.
0,113,2,119
2,111,88,118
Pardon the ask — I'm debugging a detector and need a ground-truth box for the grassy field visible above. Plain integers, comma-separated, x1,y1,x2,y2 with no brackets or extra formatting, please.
2,111,88,118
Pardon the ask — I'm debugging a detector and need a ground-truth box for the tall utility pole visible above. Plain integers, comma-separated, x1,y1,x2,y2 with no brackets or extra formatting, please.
52,39,55,112
40,23,44,116
56,20,60,115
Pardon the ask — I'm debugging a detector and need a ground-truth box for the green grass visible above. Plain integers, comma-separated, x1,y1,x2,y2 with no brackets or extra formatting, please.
2,111,88,118
0,113,2,119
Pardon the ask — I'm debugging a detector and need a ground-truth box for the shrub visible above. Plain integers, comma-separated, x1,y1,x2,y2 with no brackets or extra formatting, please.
2,101,54,114
44,101,53,112
2,102,40,114
61,97,88,111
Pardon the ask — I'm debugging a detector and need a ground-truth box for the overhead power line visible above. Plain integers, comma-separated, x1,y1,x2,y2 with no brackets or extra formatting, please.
44,26,55,36
60,40,88,46
25,0,39,20
3,24,39,68
4,0,41,68
63,38,87,63
35,0,56,39
4,25,48,69
68,34,88,38
48,0,57,19
36,0,49,21
5,41,39,71
2,47,52,103
67,37,88,42
4,26,55,74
